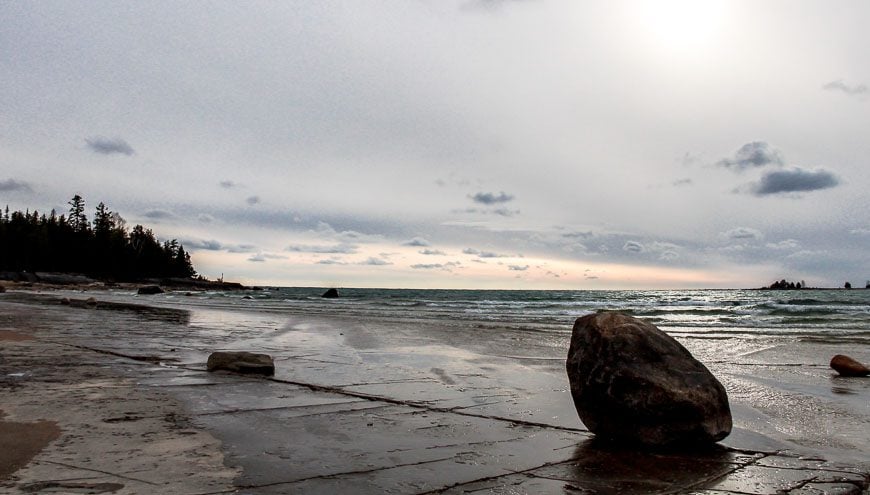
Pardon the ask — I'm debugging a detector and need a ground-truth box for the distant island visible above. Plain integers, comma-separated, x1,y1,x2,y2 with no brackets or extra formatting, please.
760,279,869,290
1,194,198,284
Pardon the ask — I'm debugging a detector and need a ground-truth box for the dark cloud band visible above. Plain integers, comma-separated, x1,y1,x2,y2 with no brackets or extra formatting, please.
85,136,135,156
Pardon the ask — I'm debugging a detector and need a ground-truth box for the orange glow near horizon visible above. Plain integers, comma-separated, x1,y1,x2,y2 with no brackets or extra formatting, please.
190,243,769,290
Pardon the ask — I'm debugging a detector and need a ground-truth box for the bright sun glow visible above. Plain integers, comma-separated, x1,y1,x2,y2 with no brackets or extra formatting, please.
634,0,728,53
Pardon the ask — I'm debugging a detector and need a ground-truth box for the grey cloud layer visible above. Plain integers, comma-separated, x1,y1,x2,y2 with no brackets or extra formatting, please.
823,79,868,96
470,191,514,205
0,179,32,192
718,142,841,197
403,237,430,247
85,137,135,156
286,243,358,254
717,142,783,170
751,168,839,195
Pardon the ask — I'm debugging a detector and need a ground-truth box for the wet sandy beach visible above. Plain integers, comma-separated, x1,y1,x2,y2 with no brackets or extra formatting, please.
1,290,868,494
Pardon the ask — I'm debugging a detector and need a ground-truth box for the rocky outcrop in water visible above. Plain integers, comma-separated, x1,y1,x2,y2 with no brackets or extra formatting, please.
206,351,275,376
137,285,164,295
831,355,869,377
322,288,339,298
566,312,732,446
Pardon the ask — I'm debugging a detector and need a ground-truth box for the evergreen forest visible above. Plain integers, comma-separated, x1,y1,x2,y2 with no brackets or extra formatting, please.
0,195,196,280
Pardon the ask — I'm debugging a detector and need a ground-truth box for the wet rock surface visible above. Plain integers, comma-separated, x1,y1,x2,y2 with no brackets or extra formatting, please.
322,288,340,298
831,354,870,377
1,294,868,494
566,312,732,446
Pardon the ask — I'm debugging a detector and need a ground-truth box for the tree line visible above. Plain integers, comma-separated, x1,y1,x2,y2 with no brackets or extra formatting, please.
0,194,196,280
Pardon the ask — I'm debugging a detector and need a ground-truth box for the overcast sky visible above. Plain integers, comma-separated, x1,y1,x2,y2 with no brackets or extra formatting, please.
2,1,869,288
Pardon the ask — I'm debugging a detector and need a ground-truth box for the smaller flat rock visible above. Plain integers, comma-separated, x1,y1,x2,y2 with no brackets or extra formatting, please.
831,355,869,377
207,351,275,376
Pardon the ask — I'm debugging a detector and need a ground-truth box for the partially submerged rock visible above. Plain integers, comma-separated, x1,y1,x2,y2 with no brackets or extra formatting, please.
85,297,98,306
831,355,869,377
566,312,732,446
207,351,275,376
138,285,165,295
322,288,339,298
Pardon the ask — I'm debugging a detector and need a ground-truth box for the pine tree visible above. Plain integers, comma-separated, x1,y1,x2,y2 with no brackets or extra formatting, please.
68,194,89,233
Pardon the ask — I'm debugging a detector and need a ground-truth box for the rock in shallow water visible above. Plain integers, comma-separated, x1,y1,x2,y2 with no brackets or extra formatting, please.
137,285,164,295
322,288,339,298
207,351,275,376
831,354,869,377
566,312,732,447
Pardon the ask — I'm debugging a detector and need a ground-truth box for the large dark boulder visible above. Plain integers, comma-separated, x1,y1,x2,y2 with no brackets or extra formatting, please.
831,355,869,377
322,288,339,298
566,312,732,446
207,351,275,376
137,285,164,295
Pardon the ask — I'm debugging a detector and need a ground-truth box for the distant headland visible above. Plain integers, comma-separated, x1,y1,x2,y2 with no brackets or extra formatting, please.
0,194,242,289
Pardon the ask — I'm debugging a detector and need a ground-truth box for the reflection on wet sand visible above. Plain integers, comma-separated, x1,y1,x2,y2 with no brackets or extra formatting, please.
555,439,737,494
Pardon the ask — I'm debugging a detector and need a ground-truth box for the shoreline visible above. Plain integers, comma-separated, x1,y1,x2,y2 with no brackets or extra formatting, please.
0,297,239,494
1,290,868,494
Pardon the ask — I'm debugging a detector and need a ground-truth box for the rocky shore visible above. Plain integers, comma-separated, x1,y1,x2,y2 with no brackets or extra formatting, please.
1,290,868,494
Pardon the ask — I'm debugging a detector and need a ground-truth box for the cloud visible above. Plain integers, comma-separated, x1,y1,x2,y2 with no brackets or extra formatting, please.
142,209,174,220
462,0,528,12
411,263,444,269
561,230,594,239
492,207,520,217
750,168,840,195
672,178,693,187
359,257,392,266
246,195,261,205
470,191,514,205
85,136,135,156
508,265,528,271
850,228,870,235
403,237,430,247
0,179,33,193
313,221,376,242
717,142,783,171
766,239,800,250
419,249,446,256
197,214,215,223
454,207,520,217
622,241,645,253
316,258,347,265
286,243,358,254
722,227,763,240
463,247,512,258
219,180,238,189
227,244,258,253
248,252,286,262
658,251,679,261
649,241,680,261
823,79,868,96
185,239,223,251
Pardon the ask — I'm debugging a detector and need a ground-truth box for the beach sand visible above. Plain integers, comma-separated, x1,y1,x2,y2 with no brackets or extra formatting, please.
1,290,868,494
